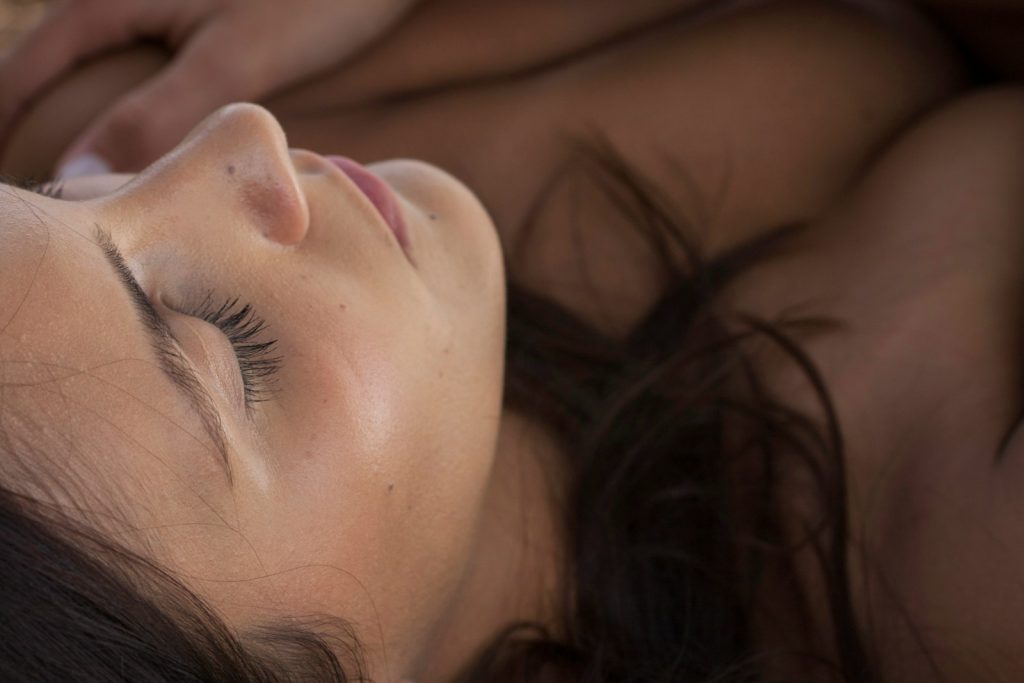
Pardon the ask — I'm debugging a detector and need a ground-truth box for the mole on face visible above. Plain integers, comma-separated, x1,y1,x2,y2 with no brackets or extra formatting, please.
227,165,236,175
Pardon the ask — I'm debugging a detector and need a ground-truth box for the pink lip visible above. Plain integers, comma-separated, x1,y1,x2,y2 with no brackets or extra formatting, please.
326,155,410,253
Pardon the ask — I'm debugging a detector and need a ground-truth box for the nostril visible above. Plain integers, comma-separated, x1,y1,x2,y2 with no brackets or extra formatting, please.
241,176,309,245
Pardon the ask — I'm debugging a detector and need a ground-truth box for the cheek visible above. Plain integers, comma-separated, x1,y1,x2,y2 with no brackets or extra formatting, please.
249,316,501,542
269,292,503,487
226,281,506,629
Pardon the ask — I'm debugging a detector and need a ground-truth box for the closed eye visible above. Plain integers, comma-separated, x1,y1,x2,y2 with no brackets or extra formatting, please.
177,293,283,409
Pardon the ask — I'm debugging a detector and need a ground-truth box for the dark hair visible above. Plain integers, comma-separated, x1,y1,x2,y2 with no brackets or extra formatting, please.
0,138,873,682
0,484,365,682
460,137,874,682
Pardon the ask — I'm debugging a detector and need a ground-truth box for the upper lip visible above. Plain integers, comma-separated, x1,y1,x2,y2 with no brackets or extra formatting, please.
301,151,412,264
287,149,411,261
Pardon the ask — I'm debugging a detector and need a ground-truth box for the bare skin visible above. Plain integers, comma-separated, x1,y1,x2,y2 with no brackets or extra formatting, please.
8,1,1022,681
724,87,1024,682
5,1,962,330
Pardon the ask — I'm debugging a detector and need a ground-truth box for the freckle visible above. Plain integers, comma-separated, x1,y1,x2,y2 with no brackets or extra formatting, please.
438,370,444,378
429,213,437,221
227,165,236,175
443,346,451,355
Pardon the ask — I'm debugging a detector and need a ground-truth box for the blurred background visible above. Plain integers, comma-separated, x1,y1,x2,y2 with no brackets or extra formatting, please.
0,0,44,51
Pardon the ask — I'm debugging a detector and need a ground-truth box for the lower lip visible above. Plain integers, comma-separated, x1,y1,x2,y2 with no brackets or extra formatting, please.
326,156,409,251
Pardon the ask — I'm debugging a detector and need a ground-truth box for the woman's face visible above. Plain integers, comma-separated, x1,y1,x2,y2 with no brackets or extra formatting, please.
0,104,506,677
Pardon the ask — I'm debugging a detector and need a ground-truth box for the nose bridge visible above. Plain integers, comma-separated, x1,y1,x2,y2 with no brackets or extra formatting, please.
182,103,310,246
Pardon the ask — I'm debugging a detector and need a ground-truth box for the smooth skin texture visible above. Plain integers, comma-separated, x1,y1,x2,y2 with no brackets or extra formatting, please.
724,87,1024,682
0,102,566,682
6,1,1024,681
0,0,962,333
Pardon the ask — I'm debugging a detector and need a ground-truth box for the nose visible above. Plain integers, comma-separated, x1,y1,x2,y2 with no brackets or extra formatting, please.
175,103,310,246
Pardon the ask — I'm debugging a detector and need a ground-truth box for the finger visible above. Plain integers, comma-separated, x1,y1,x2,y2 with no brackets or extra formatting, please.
56,22,256,174
0,0,141,134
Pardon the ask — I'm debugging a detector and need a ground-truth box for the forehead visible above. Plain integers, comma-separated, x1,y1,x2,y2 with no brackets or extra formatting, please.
0,195,120,360
0,192,229,529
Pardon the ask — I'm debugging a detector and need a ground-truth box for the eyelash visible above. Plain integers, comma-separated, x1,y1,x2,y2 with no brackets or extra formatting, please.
20,178,282,409
20,179,65,199
182,294,283,408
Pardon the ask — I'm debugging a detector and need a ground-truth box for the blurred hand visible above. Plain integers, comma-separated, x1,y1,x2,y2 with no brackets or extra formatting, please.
0,0,419,176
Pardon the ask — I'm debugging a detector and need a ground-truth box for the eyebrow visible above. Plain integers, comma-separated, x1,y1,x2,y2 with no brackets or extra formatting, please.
92,225,233,482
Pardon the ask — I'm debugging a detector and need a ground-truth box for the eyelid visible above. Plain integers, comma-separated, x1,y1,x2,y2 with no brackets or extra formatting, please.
162,306,248,414
93,223,280,419
93,226,233,480
176,294,282,411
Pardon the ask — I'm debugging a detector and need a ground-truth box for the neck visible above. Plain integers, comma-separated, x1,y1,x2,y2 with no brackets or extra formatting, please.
414,409,568,683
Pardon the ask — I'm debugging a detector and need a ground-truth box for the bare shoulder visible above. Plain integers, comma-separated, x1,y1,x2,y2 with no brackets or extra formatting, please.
555,0,966,251
869,85,1024,162
821,85,1024,258
513,0,966,334
720,85,1024,360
